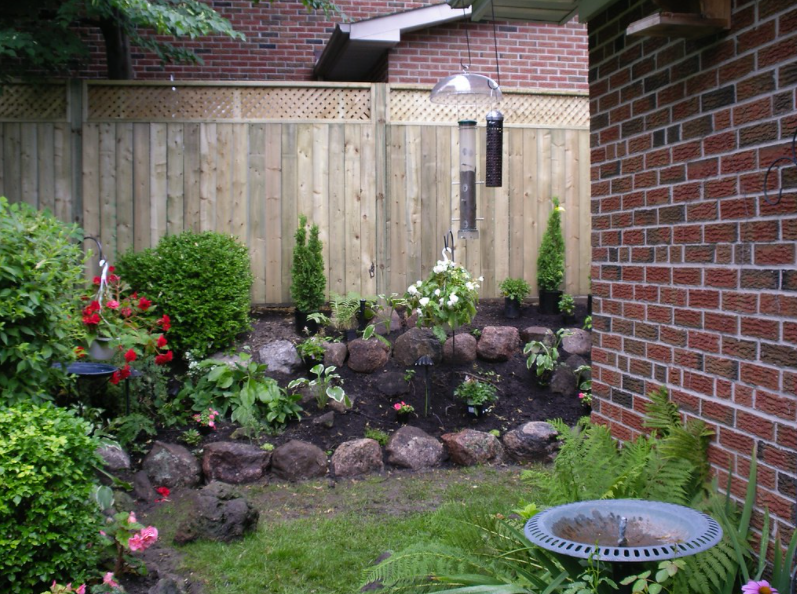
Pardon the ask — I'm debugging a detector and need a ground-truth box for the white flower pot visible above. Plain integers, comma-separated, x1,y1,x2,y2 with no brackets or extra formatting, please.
89,337,116,360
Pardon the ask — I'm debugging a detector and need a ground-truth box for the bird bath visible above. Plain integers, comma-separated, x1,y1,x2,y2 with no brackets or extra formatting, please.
524,500,722,591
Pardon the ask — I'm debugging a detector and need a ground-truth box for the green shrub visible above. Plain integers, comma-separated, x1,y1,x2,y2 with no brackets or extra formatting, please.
0,404,103,592
117,231,253,357
536,197,565,291
290,214,326,313
0,197,85,404
498,277,531,301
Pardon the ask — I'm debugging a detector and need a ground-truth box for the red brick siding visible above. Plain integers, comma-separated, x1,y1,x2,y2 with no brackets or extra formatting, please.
589,0,797,535
69,0,587,90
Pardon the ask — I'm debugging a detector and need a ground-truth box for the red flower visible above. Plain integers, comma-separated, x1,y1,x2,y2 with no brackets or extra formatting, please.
158,314,171,332
154,350,173,366
75,346,86,359
155,486,170,497
93,276,101,285
110,370,122,385
83,300,101,314
124,349,137,363
156,335,167,348
108,266,115,273
106,300,120,309
108,274,120,283
82,313,100,326
120,306,133,318
119,364,131,380
138,297,152,311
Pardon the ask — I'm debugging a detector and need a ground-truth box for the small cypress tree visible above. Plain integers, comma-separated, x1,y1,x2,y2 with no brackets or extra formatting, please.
536,197,565,292
291,215,326,312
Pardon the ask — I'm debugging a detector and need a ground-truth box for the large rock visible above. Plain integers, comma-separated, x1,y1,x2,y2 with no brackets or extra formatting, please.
201,441,270,484
271,440,328,481
371,309,402,335
173,482,259,544
502,422,559,464
393,327,443,366
97,443,131,471
521,326,553,345
550,365,578,397
443,333,478,364
142,441,201,489
324,341,348,367
561,329,592,357
259,339,303,374
477,326,521,362
132,470,158,503
348,338,389,373
331,438,384,477
441,429,505,466
148,576,186,594
377,371,411,397
386,426,445,470
564,354,589,372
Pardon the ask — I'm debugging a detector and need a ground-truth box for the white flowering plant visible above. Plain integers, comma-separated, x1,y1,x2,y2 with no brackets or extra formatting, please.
405,258,481,342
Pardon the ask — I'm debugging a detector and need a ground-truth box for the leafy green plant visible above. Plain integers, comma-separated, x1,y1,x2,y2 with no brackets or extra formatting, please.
260,442,275,452
537,196,565,291
117,230,252,357
523,329,568,385
583,315,592,330
575,364,592,405
361,292,408,347
559,293,575,316
288,364,349,409
403,368,416,382
296,335,327,362
106,413,157,450
498,277,531,301
181,352,303,432
330,291,361,331
618,559,685,594
470,327,482,338
453,376,498,406
0,404,103,592
364,427,389,446
290,214,326,313
0,197,86,404
181,429,202,446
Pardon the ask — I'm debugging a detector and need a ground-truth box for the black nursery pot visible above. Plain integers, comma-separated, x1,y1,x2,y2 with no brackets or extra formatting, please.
396,411,411,424
538,289,562,315
562,313,576,325
587,294,593,315
504,297,521,318
295,310,319,335
466,404,485,418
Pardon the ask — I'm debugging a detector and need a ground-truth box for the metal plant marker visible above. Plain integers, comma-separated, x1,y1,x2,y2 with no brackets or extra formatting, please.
524,499,722,563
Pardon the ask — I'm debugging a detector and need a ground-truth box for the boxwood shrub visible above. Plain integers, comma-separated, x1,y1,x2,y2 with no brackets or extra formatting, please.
0,197,85,404
0,404,102,592
117,231,253,357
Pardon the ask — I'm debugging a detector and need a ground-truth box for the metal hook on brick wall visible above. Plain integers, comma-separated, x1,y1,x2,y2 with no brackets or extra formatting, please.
763,126,797,207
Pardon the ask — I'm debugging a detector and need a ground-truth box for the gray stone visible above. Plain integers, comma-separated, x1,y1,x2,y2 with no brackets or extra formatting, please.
324,341,348,367
201,441,270,484
328,391,356,413
502,422,560,464
520,326,553,345
561,328,592,357
173,481,259,544
312,411,335,427
564,354,589,372
259,339,303,374
97,443,131,471
348,338,390,373
206,352,245,367
550,365,578,397
331,438,384,477
142,441,201,489
393,327,443,366
386,426,445,470
371,309,402,335
271,440,328,481
148,576,186,594
377,371,411,397
443,333,478,364
477,326,521,362
441,429,505,466
132,470,158,502
230,426,258,440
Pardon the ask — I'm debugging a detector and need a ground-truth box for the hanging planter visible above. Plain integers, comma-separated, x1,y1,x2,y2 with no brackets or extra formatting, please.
88,337,116,361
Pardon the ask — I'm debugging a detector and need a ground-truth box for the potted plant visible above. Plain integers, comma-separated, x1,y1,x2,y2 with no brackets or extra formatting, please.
290,214,326,335
296,334,327,368
330,291,361,341
575,364,592,412
523,329,567,387
536,197,565,315
193,407,220,435
393,401,414,423
499,277,531,318
559,293,576,325
454,376,498,418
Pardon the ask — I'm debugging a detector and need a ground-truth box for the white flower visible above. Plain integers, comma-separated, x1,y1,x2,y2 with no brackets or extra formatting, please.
465,282,474,291
419,297,430,307
407,285,418,295
449,294,459,305
416,280,423,287
433,264,445,274
434,289,441,296
439,298,444,306
478,276,484,282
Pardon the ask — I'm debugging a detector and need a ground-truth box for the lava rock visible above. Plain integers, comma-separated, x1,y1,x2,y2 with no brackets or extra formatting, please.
142,441,201,489
259,339,303,374
348,338,390,373
271,439,328,481
201,441,271,484
441,429,505,466
173,482,259,544
393,327,443,366
331,438,384,477
502,422,559,464
477,326,522,362
386,426,445,470
443,333,478,364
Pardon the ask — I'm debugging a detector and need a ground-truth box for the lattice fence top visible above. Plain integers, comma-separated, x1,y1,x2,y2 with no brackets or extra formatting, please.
87,83,372,122
0,84,68,121
388,87,589,128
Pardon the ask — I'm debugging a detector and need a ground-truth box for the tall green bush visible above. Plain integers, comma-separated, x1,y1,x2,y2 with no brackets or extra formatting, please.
290,215,326,313
536,196,565,291
0,404,103,592
117,231,252,357
0,197,85,404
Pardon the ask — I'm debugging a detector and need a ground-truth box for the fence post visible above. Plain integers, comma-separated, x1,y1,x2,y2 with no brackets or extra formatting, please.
68,79,83,227
373,83,388,295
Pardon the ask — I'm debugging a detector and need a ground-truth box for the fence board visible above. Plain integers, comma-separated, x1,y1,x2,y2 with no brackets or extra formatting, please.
20,124,37,207
249,124,267,303
82,124,100,263
264,124,282,303
329,124,346,295
183,123,201,232
133,123,150,250
342,124,360,295
281,124,298,302
53,123,71,222
116,124,134,255
166,124,184,237
37,125,55,213
99,123,117,263
4,123,21,203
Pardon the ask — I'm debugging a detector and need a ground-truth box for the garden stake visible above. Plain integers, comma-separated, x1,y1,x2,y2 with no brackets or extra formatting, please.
415,355,434,417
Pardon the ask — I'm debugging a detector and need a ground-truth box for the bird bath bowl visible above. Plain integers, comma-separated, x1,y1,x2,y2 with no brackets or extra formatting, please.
524,499,722,563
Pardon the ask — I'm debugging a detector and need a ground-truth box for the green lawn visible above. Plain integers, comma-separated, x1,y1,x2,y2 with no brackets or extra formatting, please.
168,468,529,594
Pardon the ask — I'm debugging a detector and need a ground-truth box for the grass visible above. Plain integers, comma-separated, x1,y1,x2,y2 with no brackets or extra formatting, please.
170,467,528,594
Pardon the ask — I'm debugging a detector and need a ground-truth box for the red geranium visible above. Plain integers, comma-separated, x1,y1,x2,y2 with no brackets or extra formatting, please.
156,335,167,348
154,351,173,365
138,297,152,311
158,314,171,331
110,364,132,385
124,348,137,363
82,312,100,325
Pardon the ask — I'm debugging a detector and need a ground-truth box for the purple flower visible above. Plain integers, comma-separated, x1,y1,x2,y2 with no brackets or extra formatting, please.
742,580,778,594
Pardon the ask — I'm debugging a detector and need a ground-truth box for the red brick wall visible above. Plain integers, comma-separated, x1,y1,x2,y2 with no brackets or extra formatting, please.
589,0,797,534
70,0,586,90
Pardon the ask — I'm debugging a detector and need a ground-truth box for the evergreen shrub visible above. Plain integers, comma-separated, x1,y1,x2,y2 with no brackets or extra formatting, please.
536,196,565,292
117,231,253,357
290,215,326,313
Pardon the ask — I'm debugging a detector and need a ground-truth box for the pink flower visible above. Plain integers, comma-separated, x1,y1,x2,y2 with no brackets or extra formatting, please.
75,585,86,594
393,402,403,411
578,392,585,399
103,573,119,588
106,300,120,309
129,526,159,551
93,276,101,285
128,532,145,551
127,511,137,524
742,580,778,594
120,306,133,318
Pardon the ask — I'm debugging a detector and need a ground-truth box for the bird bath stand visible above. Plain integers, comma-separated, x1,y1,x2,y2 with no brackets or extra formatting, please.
524,499,722,593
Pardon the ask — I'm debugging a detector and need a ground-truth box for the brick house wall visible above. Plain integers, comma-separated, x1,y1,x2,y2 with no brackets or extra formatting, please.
71,0,586,90
588,0,797,535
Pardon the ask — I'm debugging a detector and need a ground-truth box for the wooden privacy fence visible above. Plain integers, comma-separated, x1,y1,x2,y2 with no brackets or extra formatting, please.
0,81,590,303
